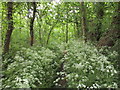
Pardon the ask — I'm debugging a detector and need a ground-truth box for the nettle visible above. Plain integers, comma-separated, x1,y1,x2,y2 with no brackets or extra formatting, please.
62,41,118,88
2,47,58,88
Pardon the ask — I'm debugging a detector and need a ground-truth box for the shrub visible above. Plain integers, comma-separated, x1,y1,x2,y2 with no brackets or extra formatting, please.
2,40,118,88
59,41,118,88
2,47,58,88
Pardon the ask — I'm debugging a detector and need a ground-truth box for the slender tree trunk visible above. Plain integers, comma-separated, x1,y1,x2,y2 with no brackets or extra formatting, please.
30,2,36,46
39,19,42,42
95,2,104,41
80,2,87,42
37,16,42,43
66,8,69,43
66,23,68,43
74,22,76,39
46,21,58,45
73,7,79,39
3,2,13,54
75,18,79,38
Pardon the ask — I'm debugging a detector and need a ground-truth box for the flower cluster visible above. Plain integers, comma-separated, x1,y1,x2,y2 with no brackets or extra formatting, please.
2,41,118,88
62,41,118,88
2,47,57,88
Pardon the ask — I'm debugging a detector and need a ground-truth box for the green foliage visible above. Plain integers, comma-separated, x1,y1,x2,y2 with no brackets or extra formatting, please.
54,41,118,88
2,2,118,47
2,47,58,88
1,2,119,89
2,41,118,88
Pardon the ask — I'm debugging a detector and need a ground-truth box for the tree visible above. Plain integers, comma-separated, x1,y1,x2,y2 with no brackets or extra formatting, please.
98,2,120,46
80,2,87,42
75,16,80,38
95,2,105,41
29,2,36,46
65,7,69,43
46,20,58,45
3,2,13,54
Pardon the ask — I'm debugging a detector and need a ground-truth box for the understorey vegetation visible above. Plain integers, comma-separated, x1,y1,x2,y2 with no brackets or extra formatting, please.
1,1,120,89
2,41,119,88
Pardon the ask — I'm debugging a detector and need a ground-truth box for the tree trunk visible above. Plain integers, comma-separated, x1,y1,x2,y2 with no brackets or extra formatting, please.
95,2,104,41
66,22,68,43
46,20,58,45
75,17,80,38
80,2,87,42
37,16,42,43
3,2,13,54
30,2,36,46
66,7,69,43
73,7,80,39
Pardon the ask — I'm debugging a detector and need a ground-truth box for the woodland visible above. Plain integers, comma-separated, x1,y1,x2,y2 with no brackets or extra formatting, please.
0,1,120,88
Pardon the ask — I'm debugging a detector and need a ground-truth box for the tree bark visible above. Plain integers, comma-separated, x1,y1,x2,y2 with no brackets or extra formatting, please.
66,23,68,43
30,2,36,46
66,7,69,43
37,16,42,42
75,17,80,38
46,20,58,45
95,2,104,41
3,2,13,54
80,2,87,42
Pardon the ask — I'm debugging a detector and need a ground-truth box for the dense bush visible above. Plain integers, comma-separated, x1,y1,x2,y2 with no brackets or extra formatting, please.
55,41,118,88
2,41,118,88
2,47,58,88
